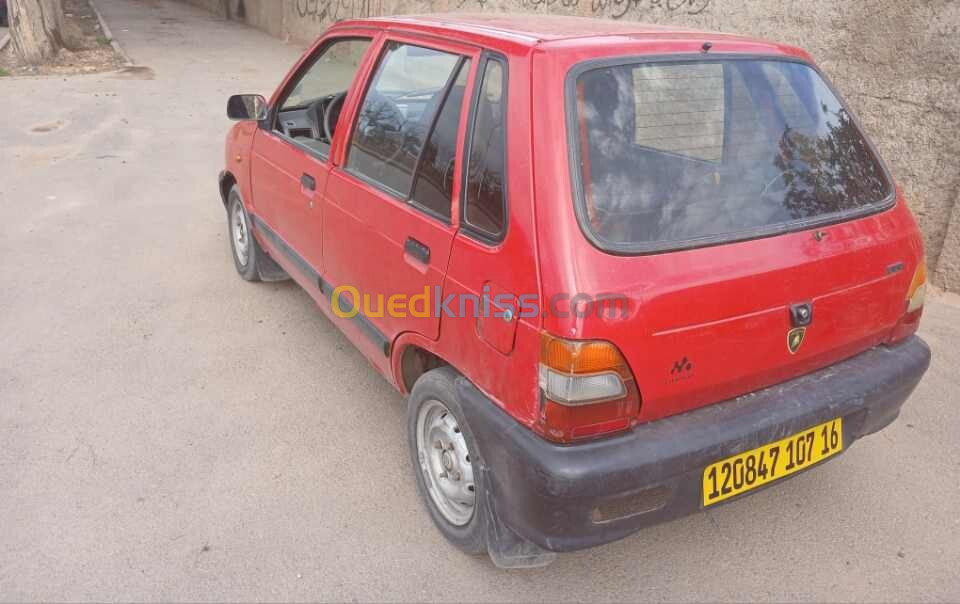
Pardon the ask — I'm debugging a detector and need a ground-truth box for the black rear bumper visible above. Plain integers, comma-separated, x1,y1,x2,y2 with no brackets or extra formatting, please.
457,336,931,553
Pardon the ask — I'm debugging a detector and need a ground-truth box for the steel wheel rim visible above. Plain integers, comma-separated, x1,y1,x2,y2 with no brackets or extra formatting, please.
231,202,250,267
416,399,476,526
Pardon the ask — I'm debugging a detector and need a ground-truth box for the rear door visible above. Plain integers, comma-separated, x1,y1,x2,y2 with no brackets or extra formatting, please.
322,36,480,344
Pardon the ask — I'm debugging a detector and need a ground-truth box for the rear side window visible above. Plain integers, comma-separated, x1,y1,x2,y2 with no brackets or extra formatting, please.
463,58,507,240
571,59,892,252
347,42,462,197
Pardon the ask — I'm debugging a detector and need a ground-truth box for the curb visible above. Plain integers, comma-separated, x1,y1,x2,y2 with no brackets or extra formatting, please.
87,0,134,67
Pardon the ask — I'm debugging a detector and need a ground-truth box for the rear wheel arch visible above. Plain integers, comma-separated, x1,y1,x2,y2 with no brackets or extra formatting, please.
391,336,504,409
398,343,451,394
393,332,476,395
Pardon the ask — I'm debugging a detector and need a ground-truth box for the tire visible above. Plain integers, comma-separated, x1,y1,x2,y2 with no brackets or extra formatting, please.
408,367,487,555
226,185,261,282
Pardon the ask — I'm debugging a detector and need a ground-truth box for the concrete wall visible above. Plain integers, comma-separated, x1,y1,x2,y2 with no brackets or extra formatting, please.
192,0,960,291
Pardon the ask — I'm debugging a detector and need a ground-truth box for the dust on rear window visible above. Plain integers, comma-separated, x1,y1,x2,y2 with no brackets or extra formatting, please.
572,59,893,252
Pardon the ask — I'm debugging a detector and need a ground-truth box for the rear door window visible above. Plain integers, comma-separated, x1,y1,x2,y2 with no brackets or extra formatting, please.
409,61,471,220
570,59,893,252
346,42,462,197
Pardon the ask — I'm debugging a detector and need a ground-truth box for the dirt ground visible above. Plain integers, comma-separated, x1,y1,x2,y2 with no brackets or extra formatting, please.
0,0,958,601
0,0,124,77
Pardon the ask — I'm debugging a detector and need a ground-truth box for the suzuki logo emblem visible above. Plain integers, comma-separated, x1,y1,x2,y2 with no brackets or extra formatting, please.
787,327,806,355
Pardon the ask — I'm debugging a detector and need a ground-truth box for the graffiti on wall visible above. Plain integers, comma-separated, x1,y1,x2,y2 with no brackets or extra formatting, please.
521,0,711,18
295,0,386,22
292,0,711,24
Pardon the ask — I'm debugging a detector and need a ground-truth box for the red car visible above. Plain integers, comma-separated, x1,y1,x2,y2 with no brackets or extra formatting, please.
220,15,930,567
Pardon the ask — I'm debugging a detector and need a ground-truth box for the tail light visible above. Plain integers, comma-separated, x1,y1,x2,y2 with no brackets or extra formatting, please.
535,333,640,443
891,259,926,342
906,259,927,314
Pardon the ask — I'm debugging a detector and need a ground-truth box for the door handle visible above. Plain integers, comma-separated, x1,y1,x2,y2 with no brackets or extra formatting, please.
301,173,316,191
404,237,430,265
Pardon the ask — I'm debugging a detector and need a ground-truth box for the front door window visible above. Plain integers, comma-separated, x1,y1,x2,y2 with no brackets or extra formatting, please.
274,38,372,156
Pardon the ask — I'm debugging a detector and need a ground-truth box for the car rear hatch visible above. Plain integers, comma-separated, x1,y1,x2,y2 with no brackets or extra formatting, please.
538,55,924,433
613,215,919,423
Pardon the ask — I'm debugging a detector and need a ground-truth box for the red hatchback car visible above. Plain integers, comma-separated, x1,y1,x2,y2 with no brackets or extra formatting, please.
220,15,930,567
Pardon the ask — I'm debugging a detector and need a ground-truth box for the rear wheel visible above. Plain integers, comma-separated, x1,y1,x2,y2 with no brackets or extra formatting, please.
408,367,487,554
227,186,261,281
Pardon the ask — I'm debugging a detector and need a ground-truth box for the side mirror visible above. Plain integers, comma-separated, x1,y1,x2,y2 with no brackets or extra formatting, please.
227,94,267,121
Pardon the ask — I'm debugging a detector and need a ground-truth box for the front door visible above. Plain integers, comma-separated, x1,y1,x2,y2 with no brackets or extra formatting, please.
250,36,375,275
323,37,479,343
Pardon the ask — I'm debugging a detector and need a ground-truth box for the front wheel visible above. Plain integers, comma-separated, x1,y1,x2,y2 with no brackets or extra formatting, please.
408,367,487,555
227,186,262,281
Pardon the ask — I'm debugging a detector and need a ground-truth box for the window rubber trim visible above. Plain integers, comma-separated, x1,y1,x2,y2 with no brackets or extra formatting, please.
564,53,897,257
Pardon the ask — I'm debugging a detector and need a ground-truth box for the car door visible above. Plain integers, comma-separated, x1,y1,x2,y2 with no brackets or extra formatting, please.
249,35,376,276
322,36,480,346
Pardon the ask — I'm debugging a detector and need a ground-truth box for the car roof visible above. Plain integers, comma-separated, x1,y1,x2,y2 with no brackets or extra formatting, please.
336,13,803,55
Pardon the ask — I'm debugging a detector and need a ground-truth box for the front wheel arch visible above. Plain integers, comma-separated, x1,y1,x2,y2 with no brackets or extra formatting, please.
219,171,237,207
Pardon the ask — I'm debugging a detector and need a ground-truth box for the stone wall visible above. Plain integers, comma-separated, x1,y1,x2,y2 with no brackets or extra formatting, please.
193,0,960,291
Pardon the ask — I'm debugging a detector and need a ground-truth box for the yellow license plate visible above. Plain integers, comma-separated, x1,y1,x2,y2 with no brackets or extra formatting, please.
703,417,843,507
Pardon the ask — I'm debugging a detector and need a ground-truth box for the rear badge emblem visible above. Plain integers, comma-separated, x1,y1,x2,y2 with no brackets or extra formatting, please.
787,327,806,355
667,356,695,384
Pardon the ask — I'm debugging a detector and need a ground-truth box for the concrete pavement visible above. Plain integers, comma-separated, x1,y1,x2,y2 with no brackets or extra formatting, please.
1,0,958,600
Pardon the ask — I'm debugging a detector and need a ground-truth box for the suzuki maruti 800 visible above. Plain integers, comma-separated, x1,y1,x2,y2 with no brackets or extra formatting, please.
219,15,931,567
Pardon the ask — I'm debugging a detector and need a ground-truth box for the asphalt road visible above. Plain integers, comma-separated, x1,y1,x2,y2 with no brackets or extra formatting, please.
1,0,959,601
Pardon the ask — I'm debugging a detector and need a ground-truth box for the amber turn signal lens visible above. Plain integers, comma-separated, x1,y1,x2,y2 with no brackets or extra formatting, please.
906,259,927,314
540,333,631,379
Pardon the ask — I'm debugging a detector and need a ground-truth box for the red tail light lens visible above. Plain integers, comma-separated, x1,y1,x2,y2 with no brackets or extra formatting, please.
535,333,640,443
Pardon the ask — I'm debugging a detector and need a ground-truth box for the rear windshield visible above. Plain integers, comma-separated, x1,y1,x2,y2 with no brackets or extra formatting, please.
570,58,893,252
